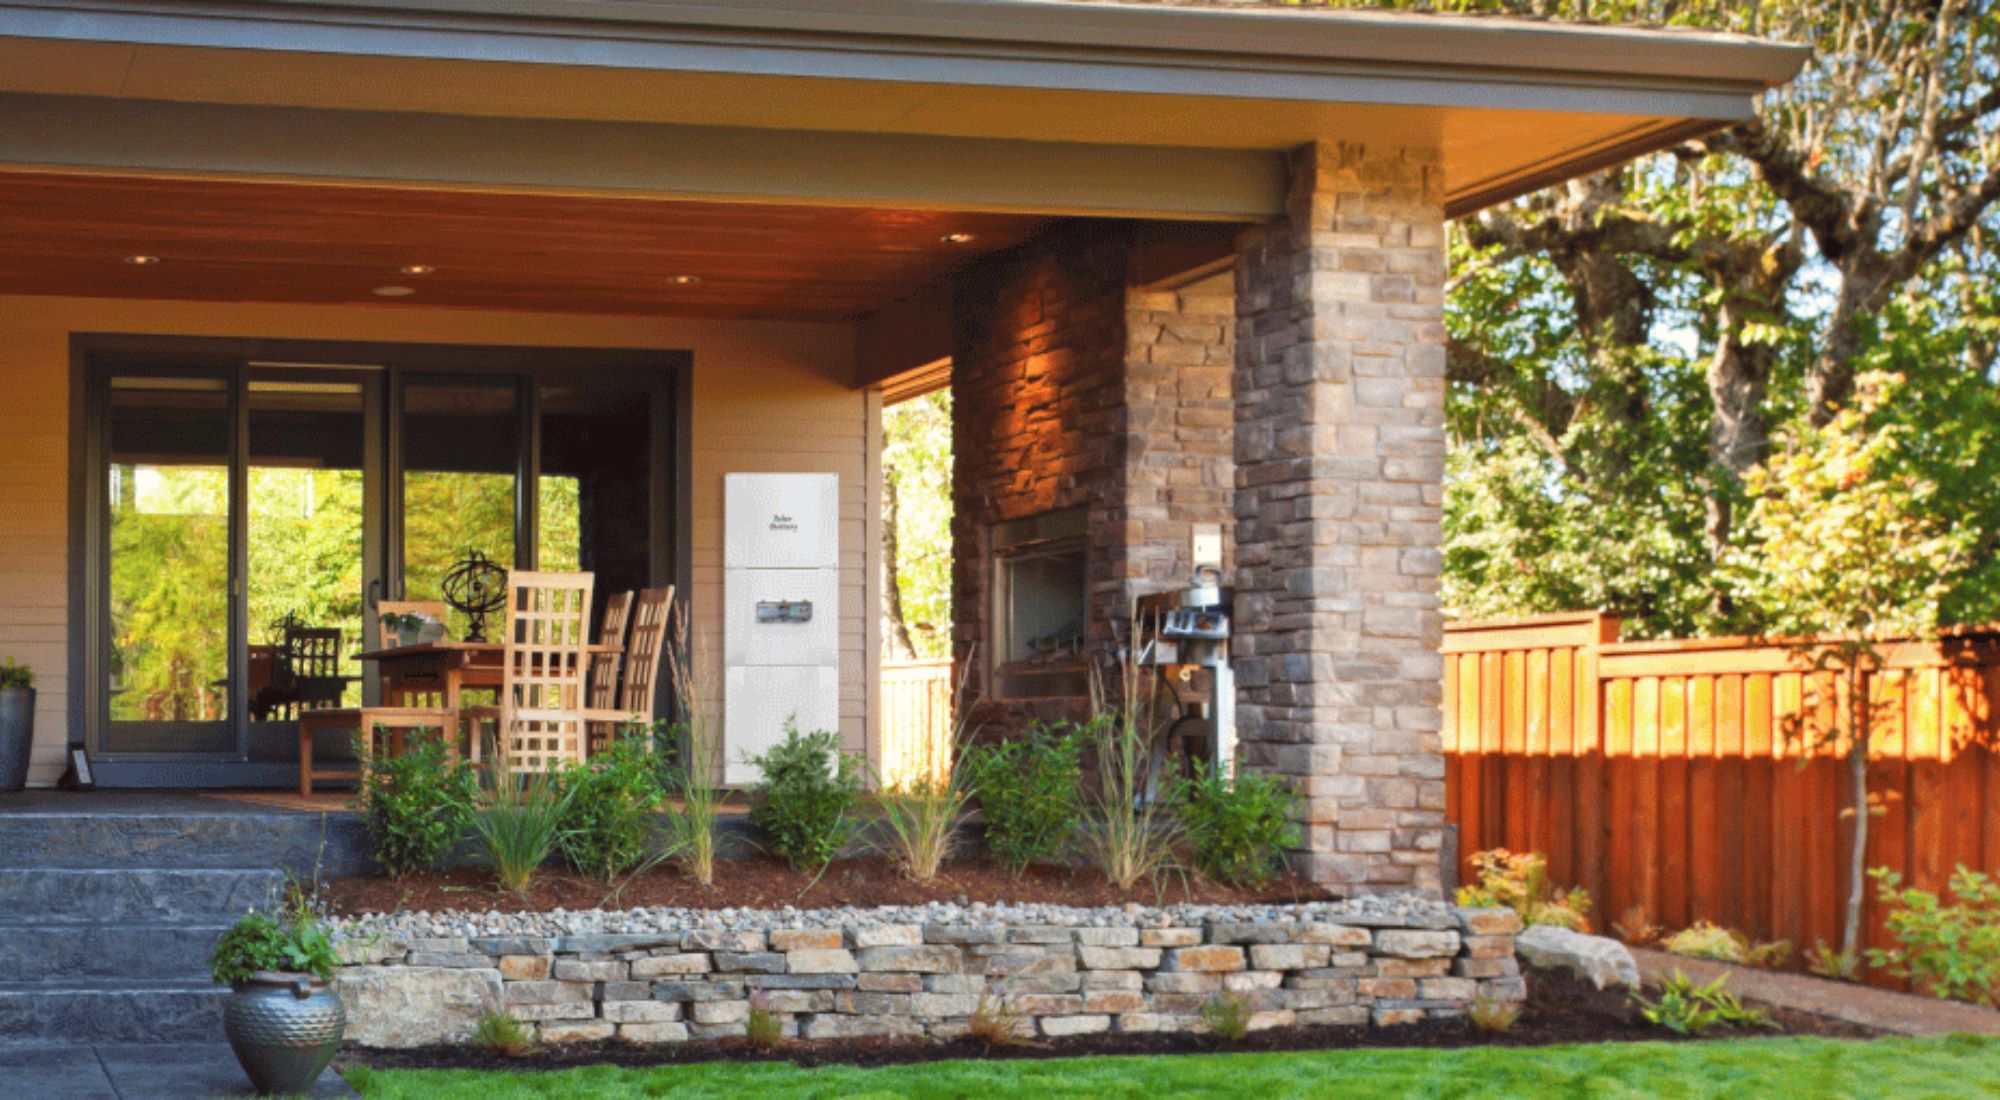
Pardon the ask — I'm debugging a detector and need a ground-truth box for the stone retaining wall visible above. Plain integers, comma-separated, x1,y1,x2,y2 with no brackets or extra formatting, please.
333,902,1522,1048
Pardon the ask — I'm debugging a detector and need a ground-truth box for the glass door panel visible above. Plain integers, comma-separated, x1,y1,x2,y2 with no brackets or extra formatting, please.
245,377,373,762
537,381,654,610
104,375,235,754
401,377,521,638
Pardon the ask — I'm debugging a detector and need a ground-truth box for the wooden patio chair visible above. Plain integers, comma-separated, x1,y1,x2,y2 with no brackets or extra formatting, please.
492,570,595,777
283,625,346,713
375,599,450,707
584,585,674,755
585,590,634,728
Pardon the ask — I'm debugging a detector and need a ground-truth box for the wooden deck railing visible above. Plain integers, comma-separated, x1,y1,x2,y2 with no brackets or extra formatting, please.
879,658,954,788
1444,611,2000,976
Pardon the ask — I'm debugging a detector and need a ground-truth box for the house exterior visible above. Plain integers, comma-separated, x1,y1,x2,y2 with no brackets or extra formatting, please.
0,0,1805,890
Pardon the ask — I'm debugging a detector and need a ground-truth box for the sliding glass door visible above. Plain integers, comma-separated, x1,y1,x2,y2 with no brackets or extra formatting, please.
82,343,680,787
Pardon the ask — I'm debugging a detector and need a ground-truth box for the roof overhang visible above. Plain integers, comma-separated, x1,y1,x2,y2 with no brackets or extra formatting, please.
0,0,1810,218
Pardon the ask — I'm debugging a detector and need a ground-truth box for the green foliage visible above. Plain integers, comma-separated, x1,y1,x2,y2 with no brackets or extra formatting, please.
471,1011,535,1057
1083,653,1185,893
1168,765,1300,888
555,738,664,882
1807,941,1862,982
358,735,479,878
747,721,865,873
962,724,1085,877
1866,866,2000,1007
965,988,1030,1047
1455,849,1592,931
473,775,573,896
210,891,339,985
881,391,953,659
1632,971,1773,1036
1662,922,1791,969
744,998,784,1050
0,658,30,690
1199,993,1254,1043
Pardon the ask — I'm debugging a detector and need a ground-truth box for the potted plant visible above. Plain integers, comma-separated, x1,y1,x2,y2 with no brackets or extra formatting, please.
210,895,346,1095
379,611,424,647
0,658,33,792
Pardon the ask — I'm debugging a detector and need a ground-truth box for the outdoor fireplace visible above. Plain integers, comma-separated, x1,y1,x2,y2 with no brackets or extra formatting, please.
990,507,1090,699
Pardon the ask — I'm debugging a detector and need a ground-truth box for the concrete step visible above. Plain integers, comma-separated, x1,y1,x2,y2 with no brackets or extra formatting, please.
0,980,228,1046
0,923,227,983
0,811,370,875
0,868,285,926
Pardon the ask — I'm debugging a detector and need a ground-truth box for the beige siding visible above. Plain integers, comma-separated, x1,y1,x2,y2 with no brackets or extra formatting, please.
0,295,867,786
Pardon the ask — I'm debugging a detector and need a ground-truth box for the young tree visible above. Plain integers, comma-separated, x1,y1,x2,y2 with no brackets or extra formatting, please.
1733,372,1975,962
881,390,954,660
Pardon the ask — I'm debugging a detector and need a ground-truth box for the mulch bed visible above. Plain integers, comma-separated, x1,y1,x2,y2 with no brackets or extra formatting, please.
337,967,1882,1076
321,856,1339,916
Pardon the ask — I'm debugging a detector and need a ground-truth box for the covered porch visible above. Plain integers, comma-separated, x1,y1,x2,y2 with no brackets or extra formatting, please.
0,0,1805,896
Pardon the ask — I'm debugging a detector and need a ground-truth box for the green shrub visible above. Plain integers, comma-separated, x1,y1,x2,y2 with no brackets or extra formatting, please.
1199,993,1254,1042
472,775,572,895
0,657,32,690
1662,921,1790,968
1169,765,1300,888
358,734,478,877
1866,865,2000,1006
556,738,664,882
1456,848,1592,931
744,995,784,1049
471,1010,535,1056
963,723,1085,877
1631,971,1772,1036
1468,992,1520,1034
210,890,339,985
747,721,864,873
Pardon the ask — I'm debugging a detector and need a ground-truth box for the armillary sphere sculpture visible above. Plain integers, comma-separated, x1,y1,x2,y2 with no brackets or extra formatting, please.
441,550,508,643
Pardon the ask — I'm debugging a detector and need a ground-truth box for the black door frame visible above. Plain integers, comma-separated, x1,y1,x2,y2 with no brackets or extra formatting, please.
68,334,693,789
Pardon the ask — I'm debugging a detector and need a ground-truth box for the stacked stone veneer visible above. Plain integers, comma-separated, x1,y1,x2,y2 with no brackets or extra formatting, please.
1231,142,1451,893
333,902,1521,1048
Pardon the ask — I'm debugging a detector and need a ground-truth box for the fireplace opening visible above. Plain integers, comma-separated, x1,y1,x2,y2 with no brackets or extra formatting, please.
991,507,1089,699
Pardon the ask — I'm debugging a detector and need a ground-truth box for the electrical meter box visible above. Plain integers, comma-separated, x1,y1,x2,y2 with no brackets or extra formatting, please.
723,473,840,785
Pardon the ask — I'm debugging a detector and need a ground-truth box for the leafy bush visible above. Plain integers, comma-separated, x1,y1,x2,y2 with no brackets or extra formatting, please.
962,723,1085,877
1456,849,1591,931
1168,765,1299,888
556,738,664,882
1468,992,1521,1034
211,891,339,985
0,657,32,690
1631,971,1772,1036
472,775,572,895
1866,865,2000,1006
747,721,865,873
1662,921,1790,968
358,734,478,877
1199,993,1254,1042
471,1010,535,1056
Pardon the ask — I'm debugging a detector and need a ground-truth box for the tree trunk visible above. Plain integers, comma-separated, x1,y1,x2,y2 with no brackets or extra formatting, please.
1842,662,1870,959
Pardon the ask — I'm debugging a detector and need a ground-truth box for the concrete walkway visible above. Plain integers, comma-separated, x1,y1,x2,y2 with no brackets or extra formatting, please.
0,1043,356,1099
1632,947,2000,1038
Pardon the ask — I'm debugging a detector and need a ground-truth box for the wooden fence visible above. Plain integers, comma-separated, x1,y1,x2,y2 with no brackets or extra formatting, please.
879,658,954,788
1444,611,2000,972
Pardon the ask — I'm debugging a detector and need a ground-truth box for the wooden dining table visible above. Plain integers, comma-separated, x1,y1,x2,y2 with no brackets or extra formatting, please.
354,640,623,714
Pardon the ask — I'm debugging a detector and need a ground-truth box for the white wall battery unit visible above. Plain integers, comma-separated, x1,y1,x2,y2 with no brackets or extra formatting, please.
723,473,840,784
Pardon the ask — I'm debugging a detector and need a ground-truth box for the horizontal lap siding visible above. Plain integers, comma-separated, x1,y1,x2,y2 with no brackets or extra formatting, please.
1445,613,2000,991
0,295,865,786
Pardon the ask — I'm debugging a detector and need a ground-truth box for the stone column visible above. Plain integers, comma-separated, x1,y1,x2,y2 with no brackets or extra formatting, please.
1231,142,1449,895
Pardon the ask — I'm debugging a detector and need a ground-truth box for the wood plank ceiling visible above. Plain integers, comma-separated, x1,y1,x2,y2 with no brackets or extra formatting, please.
0,171,1062,320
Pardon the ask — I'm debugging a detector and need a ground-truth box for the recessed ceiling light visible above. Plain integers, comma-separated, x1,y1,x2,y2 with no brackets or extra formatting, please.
372,285,416,298
939,233,975,245
123,255,160,266
399,264,435,276
668,275,702,285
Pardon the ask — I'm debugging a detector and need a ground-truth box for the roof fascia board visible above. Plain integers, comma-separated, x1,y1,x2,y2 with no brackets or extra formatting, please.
0,92,1288,220
0,1,1802,121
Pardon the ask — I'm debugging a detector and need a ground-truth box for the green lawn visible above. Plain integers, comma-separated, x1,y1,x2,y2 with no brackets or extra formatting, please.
344,1035,2000,1099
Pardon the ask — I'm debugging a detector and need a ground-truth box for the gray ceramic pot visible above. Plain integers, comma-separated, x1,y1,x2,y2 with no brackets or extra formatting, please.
0,687,33,792
223,971,345,1096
